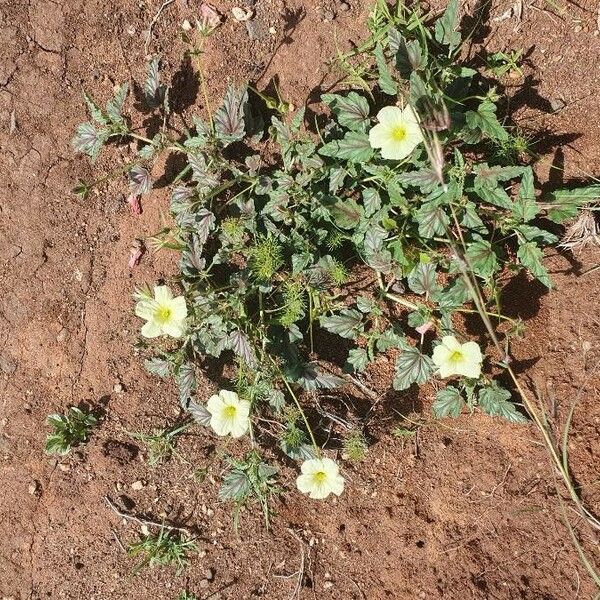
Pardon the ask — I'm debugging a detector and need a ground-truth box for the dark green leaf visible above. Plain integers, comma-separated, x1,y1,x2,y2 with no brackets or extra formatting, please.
188,401,212,426
345,348,369,373
228,330,257,369
433,386,465,418
513,167,538,222
517,242,552,288
393,346,434,391
407,263,438,295
72,122,108,161
330,198,363,229
415,201,450,238
374,44,397,95
320,309,363,339
319,131,374,163
321,92,370,132
106,82,128,124
465,100,508,142
434,0,460,49
478,383,527,423
129,165,152,195
177,363,196,409
465,239,499,278
144,357,171,378
214,84,248,144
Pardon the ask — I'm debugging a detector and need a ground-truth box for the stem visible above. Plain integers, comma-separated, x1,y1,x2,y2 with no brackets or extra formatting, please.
383,292,419,311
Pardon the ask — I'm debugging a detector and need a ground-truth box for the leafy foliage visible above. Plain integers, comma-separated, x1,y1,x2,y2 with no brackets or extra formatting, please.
71,1,594,517
127,528,197,574
45,407,98,455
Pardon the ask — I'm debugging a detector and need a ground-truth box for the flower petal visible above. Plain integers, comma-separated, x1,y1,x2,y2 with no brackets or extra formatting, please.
135,299,156,320
219,390,239,403
210,413,231,436
154,285,173,304
170,296,188,319
207,394,225,415
376,105,403,125
141,320,162,338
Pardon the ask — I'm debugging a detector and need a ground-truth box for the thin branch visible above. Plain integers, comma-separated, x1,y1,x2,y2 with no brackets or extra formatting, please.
144,0,176,57
104,495,191,536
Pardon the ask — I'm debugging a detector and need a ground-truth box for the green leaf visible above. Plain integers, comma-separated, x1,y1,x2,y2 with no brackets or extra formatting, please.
329,167,347,192
546,185,600,223
106,82,128,124
465,100,508,142
478,383,527,423
319,131,374,163
515,225,558,245
407,263,438,295
374,44,397,95
188,401,212,427
465,239,499,278
434,0,460,50
214,84,248,144
345,348,369,373
473,179,513,209
144,56,165,108
83,92,108,126
177,363,196,409
512,167,538,222
396,37,425,77
472,163,524,187
219,468,251,501
320,309,364,339
362,188,381,217
321,92,371,132
415,201,450,238
330,198,363,229
129,165,152,195
144,358,171,378
376,328,406,352
228,330,257,369
393,346,434,391
433,386,465,418
72,122,108,161
517,242,552,288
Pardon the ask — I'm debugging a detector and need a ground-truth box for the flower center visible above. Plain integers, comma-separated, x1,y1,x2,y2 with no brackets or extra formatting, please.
313,471,327,484
223,405,237,419
449,350,464,363
391,125,407,142
154,306,173,323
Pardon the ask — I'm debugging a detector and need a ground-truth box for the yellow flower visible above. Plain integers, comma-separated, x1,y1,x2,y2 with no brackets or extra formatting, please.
296,457,345,500
432,335,483,379
368,104,424,160
135,285,187,338
206,390,250,438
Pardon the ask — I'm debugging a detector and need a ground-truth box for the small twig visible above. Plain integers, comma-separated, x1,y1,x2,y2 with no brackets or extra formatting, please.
104,495,191,535
144,0,176,57
111,528,127,553
286,528,306,600
344,374,380,401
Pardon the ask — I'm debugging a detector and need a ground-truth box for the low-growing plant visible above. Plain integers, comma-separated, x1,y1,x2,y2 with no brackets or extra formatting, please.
127,527,197,574
128,420,192,466
72,0,600,531
44,407,98,455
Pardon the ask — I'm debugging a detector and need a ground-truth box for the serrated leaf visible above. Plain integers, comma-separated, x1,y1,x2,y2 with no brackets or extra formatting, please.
465,239,499,278
188,401,212,426
177,362,196,408
294,364,345,391
330,198,363,229
129,165,152,196
465,100,508,142
473,180,513,209
362,188,381,217
399,169,440,193
515,224,558,245
472,163,524,187
415,201,450,238
376,328,406,352
319,131,373,163
321,92,370,132
433,386,465,418
219,469,251,501
375,43,397,95
329,167,347,192
106,82,128,124
144,357,171,378
407,263,438,295
396,37,425,77
214,84,248,144
393,346,434,391
478,383,527,423
517,242,552,288
320,309,363,339
434,0,460,49
363,225,388,254
345,348,369,373
366,248,393,273
72,122,108,161
512,167,538,222
84,92,108,126
144,57,165,108
194,209,215,244
228,330,257,369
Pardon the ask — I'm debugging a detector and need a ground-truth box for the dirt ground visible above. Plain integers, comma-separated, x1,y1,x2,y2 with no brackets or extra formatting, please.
1,0,600,598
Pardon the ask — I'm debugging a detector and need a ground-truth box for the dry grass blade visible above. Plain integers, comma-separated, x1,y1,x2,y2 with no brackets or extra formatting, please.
559,210,600,250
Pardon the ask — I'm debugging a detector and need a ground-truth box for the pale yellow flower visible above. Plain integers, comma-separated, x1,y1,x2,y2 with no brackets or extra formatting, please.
135,285,187,338
432,335,483,379
368,104,424,160
296,457,345,500
206,390,250,438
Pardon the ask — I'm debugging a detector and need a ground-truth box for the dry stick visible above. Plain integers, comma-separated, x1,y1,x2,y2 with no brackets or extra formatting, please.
286,528,306,600
144,0,176,57
104,495,191,536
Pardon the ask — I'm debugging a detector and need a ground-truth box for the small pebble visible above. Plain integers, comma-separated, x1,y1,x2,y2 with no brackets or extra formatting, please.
323,581,334,589
131,480,145,491
113,382,124,393
204,567,215,581
199,579,210,589
339,1,350,11
58,463,70,472
28,480,41,496
574,24,582,33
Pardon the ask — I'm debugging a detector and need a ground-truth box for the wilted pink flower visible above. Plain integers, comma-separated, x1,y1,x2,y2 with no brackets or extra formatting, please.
129,240,145,268
416,321,433,336
198,2,222,33
127,193,142,216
